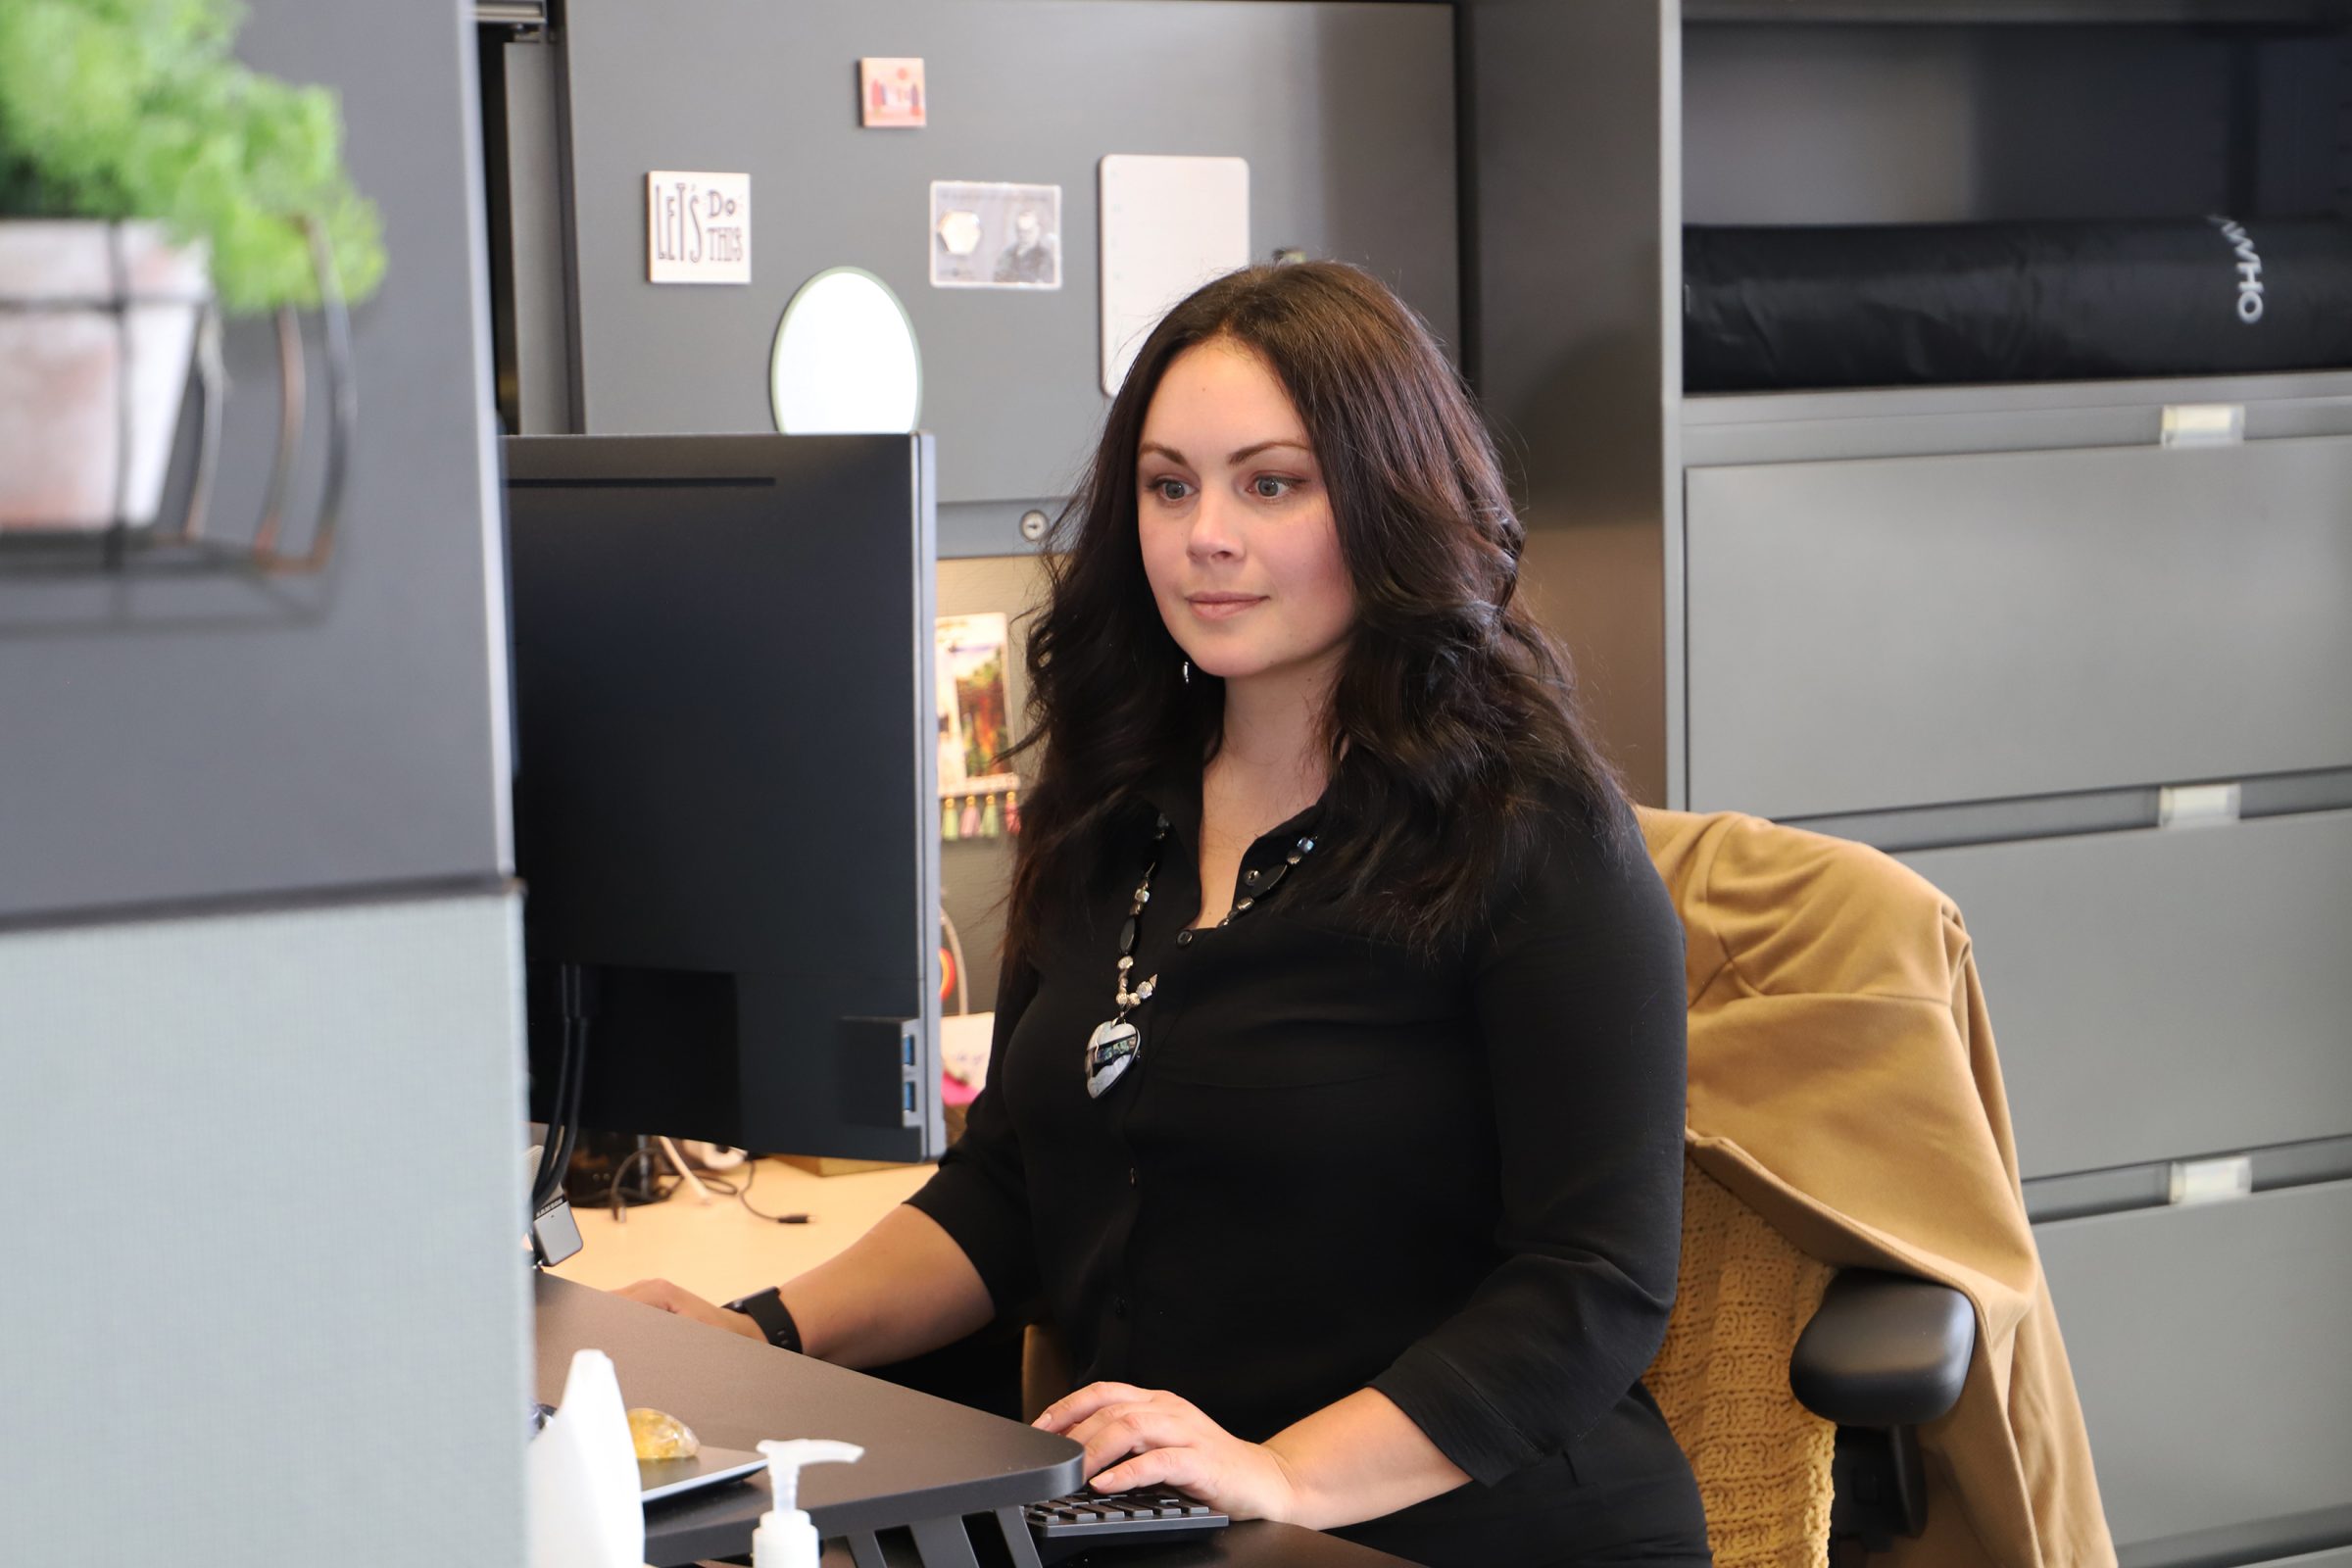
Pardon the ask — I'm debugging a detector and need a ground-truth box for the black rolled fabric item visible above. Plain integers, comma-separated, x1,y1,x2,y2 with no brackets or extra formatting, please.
1684,218,2352,392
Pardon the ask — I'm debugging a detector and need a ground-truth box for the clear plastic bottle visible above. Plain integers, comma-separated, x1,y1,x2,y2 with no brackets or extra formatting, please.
751,1439,865,1568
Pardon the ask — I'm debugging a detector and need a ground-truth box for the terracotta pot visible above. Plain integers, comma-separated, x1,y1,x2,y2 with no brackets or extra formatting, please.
0,220,211,531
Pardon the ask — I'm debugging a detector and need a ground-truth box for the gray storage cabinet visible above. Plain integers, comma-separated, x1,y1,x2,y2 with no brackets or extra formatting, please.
1463,3,2352,1564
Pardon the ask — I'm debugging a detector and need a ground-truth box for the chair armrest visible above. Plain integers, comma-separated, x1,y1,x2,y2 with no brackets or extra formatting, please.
1789,1269,1974,1428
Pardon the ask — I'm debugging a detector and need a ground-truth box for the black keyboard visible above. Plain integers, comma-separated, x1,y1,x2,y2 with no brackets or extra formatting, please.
1023,1489,1228,1563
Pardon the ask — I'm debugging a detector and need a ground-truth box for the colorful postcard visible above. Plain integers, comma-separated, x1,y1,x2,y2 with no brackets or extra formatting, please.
936,612,1019,795
859,57,926,127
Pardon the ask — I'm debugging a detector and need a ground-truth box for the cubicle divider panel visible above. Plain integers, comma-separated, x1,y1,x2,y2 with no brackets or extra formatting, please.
2035,1181,2352,1568
0,2,528,1553
1899,811,2352,1182
553,0,1458,519
2,890,530,1565
1455,0,1683,805
0,0,514,922
1683,435,2352,820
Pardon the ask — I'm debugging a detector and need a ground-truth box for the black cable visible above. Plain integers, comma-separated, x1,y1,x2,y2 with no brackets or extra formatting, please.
548,1023,587,1204
528,1011,575,1211
735,1156,811,1225
670,1156,743,1198
536,965,595,1212
607,1143,669,1221
527,987,577,1207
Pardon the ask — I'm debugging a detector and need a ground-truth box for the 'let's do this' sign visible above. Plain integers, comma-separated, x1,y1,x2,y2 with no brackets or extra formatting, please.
648,172,751,284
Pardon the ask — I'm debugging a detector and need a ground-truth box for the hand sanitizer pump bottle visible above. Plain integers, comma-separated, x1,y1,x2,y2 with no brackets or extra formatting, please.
752,1439,865,1568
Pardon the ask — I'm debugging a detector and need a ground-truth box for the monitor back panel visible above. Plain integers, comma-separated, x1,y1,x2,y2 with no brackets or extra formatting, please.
506,433,942,1159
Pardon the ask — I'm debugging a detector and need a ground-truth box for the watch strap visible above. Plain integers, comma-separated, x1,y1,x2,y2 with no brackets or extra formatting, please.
724,1285,804,1353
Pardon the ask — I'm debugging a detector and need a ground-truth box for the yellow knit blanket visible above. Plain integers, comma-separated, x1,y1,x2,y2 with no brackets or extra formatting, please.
1649,1160,1838,1568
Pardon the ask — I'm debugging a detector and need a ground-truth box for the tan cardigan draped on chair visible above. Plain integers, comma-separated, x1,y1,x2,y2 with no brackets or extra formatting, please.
1639,808,2116,1568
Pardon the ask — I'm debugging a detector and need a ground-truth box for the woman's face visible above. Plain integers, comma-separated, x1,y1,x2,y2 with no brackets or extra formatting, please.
1135,337,1355,693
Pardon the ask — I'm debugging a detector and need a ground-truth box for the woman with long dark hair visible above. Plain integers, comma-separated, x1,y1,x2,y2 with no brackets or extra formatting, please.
623,262,1705,1567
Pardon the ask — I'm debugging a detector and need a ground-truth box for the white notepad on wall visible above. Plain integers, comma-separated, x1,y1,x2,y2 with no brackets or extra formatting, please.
1099,155,1251,396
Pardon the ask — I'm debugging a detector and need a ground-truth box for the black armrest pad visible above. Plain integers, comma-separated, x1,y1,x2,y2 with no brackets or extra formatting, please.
1789,1269,1975,1428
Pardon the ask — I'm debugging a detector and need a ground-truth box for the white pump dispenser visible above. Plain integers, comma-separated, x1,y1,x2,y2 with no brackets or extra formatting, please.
752,1439,865,1568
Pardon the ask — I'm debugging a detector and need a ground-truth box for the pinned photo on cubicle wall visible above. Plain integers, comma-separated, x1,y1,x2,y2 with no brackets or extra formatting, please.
930,181,1061,289
937,612,1019,843
858,57,926,127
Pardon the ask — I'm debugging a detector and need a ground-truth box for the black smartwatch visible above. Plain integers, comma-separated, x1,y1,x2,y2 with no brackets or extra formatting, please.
724,1286,804,1353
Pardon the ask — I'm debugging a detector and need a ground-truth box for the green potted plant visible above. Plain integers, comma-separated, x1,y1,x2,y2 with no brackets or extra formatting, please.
0,0,385,533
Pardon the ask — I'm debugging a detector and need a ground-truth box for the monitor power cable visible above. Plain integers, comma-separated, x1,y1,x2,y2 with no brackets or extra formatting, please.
530,963,597,1213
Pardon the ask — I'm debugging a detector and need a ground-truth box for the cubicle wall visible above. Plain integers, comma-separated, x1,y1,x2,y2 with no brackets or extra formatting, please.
1469,2,2352,1562
483,0,1460,1015
0,0,528,1560
500,0,1459,556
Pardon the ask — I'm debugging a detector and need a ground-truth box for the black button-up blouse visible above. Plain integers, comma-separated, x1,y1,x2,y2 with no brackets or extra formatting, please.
906,775,1693,1562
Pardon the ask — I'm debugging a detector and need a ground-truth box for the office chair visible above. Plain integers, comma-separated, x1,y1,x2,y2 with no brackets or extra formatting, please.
1638,808,2110,1568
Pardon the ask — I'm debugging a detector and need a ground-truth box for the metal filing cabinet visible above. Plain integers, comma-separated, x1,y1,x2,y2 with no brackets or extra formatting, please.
1463,3,2352,1562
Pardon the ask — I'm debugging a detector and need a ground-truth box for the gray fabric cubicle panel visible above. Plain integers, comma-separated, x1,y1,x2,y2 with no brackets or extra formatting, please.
0,890,529,1565
554,0,1459,505
2036,1181,2352,1563
1899,811,2352,1182
1684,436,2352,820
0,0,512,922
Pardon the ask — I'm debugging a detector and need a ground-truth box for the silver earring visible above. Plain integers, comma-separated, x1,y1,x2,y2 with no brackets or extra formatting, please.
1181,659,1192,686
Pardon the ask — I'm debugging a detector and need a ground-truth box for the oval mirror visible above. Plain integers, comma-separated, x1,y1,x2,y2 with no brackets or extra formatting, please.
769,267,922,435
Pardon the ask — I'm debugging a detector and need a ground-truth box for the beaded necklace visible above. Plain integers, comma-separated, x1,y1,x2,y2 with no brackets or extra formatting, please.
1083,813,1319,1099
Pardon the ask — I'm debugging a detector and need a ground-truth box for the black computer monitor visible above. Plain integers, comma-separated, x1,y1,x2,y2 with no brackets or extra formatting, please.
504,433,944,1161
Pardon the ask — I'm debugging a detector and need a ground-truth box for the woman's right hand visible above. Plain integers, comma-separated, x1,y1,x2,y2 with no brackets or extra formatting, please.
613,1278,765,1344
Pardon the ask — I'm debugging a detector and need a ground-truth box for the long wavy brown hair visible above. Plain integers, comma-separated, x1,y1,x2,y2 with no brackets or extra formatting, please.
1003,261,1624,960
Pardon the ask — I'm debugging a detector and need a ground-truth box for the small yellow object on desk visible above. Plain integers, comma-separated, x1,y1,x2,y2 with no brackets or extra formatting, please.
628,1406,701,1461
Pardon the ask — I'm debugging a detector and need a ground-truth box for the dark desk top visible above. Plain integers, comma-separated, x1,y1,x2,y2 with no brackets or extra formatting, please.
539,1272,1080,1560
536,1275,1410,1568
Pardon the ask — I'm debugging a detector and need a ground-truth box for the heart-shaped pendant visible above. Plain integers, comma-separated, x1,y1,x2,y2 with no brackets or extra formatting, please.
1085,1016,1142,1099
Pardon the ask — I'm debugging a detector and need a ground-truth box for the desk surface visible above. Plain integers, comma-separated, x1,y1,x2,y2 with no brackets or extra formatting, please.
539,1271,1084,1559
546,1157,934,1303
540,1160,1411,1567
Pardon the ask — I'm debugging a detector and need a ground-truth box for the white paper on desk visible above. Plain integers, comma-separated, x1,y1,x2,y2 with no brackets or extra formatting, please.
527,1348,647,1568
1099,155,1250,395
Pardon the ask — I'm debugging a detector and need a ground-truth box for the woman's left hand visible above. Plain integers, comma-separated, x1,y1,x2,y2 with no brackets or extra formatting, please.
1033,1383,1304,1523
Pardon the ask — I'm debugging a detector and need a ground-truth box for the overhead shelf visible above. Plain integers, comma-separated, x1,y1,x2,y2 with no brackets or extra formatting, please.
1685,0,2352,25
